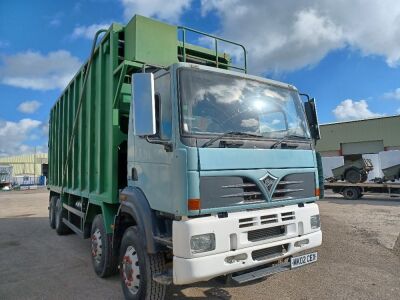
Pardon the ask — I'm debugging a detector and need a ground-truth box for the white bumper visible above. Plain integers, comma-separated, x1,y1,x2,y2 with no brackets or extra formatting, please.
172,203,322,285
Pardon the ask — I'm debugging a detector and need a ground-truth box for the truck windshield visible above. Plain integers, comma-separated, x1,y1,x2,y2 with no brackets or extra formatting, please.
179,68,310,140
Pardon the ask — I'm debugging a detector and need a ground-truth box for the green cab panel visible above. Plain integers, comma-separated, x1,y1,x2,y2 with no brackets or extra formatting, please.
124,15,178,67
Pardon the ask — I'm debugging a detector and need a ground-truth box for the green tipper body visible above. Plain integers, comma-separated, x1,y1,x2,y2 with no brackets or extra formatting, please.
48,15,230,232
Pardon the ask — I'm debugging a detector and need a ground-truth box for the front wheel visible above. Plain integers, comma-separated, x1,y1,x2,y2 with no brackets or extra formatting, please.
119,226,166,300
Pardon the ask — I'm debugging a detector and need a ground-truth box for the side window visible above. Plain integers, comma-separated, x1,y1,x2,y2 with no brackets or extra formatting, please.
154,74,172,140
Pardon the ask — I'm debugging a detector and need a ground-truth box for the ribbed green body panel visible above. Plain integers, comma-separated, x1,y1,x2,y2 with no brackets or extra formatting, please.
48,24,124,204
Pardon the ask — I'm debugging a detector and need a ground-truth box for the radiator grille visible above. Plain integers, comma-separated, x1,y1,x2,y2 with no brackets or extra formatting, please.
200,176,265,209
238,211,294,229
221,177,264,202
248,226,285,242
251,244,288,261
271,173,315,201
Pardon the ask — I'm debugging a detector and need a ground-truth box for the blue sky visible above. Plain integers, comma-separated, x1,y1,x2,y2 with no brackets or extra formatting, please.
1,0,400,156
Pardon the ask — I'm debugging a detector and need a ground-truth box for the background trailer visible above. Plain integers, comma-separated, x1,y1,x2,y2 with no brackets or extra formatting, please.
316,115,400,180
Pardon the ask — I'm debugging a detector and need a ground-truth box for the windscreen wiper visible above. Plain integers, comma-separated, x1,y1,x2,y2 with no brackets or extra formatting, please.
270,134,309,149
201,131,263,148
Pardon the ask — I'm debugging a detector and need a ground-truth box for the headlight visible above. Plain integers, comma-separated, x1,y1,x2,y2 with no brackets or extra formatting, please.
190,233,215,254
310,214,320,229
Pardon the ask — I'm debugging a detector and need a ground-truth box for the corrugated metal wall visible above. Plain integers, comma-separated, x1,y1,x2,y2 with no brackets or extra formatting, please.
0,153,47,176
317,115,400,154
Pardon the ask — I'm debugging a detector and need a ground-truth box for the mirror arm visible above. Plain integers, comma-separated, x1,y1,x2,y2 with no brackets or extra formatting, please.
145,136,173,152
299,93,310,101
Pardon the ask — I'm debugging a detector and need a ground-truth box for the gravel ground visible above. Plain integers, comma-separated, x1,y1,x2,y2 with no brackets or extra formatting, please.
0,190,399,299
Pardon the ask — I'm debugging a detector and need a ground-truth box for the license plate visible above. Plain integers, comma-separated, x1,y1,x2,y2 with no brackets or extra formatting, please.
291,252,318,269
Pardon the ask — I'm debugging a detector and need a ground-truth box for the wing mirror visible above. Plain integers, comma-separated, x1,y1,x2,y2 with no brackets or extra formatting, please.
303,97,321,140
132,73,156,136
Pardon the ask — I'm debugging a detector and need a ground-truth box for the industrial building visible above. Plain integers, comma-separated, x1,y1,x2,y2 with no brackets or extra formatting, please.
0,153,48,185
317,115,400,157
316,115,400,179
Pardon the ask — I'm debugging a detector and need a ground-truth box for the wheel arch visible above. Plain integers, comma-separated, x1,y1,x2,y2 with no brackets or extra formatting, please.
114,187,163,254
49,190,59,201
84,202,103,238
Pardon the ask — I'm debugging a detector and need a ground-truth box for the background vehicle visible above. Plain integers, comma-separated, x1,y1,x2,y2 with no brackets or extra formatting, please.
381,164,400,182
0,165,12,190
324,181,400,200
48,15,322,299
330,158,373,183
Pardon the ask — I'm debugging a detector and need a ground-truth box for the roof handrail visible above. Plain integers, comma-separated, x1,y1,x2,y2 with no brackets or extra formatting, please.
177,26,247,73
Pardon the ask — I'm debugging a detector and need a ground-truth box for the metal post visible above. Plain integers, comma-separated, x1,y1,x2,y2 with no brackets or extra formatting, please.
215,39,219,68
182,29,186,62
34,147,36,185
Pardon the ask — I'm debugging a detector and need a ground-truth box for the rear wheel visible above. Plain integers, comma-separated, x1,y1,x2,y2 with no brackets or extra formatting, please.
120,226,166,300
343,187,360,200
345,169,362,183
49,196,56,229
91,214,117,277
55,196,71,235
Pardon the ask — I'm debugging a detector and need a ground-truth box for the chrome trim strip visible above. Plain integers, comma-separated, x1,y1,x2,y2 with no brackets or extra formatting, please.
220,191,263,198
273,188,304,193
277,180,303,185
221,183,257,188
271,196,294,201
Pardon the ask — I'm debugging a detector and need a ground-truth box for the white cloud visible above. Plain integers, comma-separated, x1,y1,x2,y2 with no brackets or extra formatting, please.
0,50,81,90
72,23,111,39
241,118,259,128
397,108,400,114
17,100,42,114
332,99,383,121
201,0,400,73
0,118,43,157
0,40,10,48
121,0,192,22
50,18,61,27
41,123,49,137
48,13,63,27
383,88,400,100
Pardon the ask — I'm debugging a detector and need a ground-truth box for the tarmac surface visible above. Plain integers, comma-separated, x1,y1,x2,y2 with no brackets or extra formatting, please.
0,190,399,299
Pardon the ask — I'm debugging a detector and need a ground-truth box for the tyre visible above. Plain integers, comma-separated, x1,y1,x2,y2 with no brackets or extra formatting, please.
49,196,57,229
55,196,71,235
119,226,166,300
345,169,362,184
360,172,368,183
91,214,117,278
343,187,360,200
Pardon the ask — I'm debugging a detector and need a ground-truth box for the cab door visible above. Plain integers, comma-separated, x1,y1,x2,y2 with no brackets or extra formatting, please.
128,70,178,213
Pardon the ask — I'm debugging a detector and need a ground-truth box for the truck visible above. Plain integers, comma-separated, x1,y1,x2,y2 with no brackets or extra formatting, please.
324,161,400,200
324,181,400,200
48,15,323,300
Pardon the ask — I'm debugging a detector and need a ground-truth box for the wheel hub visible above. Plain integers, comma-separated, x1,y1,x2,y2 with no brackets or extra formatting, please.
122,245,140,295
91,228,103,264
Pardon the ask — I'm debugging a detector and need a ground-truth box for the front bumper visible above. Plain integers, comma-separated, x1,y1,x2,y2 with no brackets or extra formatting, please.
172,203,322,285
